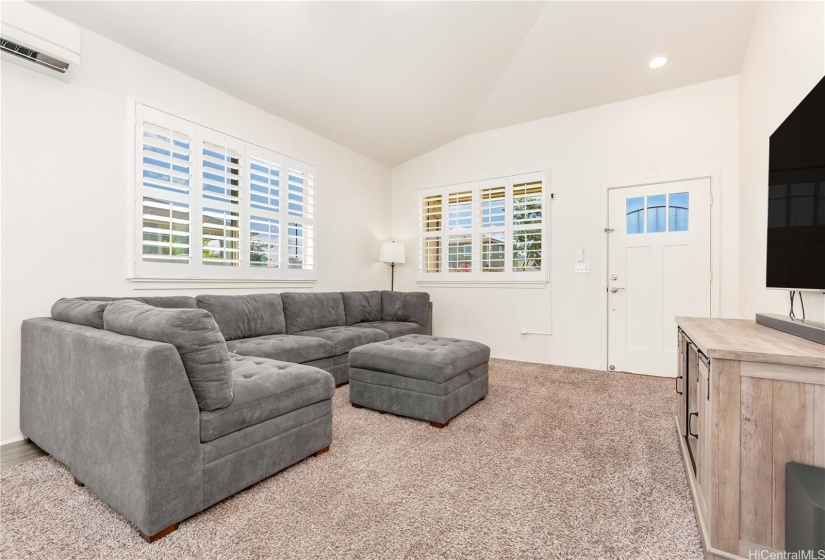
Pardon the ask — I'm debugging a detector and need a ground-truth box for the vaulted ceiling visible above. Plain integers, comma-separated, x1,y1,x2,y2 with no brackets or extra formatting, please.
37,1,759,166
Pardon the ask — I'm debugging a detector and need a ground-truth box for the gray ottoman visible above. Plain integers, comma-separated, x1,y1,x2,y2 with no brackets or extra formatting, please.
348,335,490,428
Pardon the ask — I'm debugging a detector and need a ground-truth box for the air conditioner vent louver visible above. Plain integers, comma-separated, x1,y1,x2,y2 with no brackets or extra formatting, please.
0,37,69,74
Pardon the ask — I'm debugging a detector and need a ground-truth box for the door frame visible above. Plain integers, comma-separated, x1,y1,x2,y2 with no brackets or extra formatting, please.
599,170,721,372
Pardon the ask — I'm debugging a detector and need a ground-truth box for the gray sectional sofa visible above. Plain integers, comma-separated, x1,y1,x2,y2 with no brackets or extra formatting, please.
20,290,431,542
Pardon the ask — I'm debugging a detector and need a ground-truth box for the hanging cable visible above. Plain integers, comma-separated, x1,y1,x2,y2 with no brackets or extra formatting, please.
789,290,796,319
800,291,806,320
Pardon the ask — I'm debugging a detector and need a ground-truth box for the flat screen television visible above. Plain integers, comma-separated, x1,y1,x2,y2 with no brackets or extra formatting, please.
766,76,825,292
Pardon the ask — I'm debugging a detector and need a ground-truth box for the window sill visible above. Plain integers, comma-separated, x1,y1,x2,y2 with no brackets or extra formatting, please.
416,281,548,289
129,277,317,291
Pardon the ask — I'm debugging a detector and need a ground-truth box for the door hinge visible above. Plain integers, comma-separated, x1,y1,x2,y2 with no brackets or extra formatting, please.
604,227,615,233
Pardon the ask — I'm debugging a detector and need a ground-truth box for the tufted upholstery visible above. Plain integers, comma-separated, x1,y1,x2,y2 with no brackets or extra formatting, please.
352,321,425,338
226,334,334,364
103,300,234,411
348,335,490,383
199,355,334,442
341,291,382,325
295,326,389,355
196,294,285,341
280,292,346,334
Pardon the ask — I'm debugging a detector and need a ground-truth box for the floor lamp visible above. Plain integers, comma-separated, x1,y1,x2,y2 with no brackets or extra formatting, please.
378,241,406,291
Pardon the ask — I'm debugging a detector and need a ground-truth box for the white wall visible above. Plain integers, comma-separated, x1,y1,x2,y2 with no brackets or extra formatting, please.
392,77,741,368
739,1,825,322
0,28,392,443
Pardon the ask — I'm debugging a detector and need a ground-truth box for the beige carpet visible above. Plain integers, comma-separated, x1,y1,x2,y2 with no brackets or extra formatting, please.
1,359,702,559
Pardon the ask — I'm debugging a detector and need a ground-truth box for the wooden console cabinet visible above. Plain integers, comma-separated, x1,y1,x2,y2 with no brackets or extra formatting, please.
675,317,825,559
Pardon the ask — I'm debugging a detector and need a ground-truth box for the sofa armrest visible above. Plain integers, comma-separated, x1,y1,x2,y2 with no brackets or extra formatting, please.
425,301,433,336
21,318,203,536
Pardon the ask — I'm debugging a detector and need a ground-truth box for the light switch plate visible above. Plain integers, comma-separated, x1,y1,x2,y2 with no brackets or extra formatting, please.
574,262,590,273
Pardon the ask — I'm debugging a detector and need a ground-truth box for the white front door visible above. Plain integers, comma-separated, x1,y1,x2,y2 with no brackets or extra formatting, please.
607,178,711,377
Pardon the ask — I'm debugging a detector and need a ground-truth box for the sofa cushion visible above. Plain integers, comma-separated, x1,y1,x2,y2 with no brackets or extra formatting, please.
77,296,198,309
136,296,198,309
353,321,425,338
381,291,430,326
295,326,389,355
348,335,491,383
281,292,346,334
51,298,110,329
196,294,285,341
103,300,233,411
341,291,382,326
226,334,334,364
199,355,334,442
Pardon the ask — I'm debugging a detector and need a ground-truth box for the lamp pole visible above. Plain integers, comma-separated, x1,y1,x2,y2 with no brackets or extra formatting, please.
390,262,395,291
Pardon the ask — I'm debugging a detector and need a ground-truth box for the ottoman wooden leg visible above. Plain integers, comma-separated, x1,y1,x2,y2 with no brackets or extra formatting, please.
73,477,84,487
314,446,330,457
139,523,178,543
430,421,449,429
351,403,363,409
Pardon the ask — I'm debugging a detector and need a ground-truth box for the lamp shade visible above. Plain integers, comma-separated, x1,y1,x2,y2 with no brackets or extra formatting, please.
378,241,406,264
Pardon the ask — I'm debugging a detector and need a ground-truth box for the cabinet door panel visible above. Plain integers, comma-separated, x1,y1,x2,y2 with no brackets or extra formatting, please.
677,332,687,437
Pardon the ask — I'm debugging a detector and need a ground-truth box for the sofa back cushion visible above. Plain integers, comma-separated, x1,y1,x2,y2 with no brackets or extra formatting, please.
77,296,198,309
381,291,430,326
136,296,198,309
281,292,346,334
51,296,200,330
341,291,382,326
51,298,110,329
103,300,233,411
195,294,285,341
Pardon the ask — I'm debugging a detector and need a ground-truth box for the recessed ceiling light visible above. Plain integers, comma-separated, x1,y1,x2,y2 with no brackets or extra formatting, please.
649,56,668,69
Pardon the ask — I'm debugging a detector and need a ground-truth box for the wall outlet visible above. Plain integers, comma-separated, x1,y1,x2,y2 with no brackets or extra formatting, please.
574,262,590,273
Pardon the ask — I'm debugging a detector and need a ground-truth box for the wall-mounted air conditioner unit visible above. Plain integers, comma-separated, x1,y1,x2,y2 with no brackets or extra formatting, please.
1,2,81,81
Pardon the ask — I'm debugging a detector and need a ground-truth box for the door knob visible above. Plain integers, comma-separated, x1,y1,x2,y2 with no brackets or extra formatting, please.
610,287,625,293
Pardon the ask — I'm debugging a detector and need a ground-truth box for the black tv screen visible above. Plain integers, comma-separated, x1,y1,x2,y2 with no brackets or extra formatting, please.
766,76,825,291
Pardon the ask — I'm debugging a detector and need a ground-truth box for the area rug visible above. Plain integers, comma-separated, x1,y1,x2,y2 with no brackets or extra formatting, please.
1,359,702,559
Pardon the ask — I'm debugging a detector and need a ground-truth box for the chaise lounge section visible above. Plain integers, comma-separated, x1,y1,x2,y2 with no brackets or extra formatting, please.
20,290,431,541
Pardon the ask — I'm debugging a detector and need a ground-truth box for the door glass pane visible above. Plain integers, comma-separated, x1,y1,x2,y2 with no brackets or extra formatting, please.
668,192,689,232
448,234,472,272
626,197,644,234
480,232,505,272
647,194,666,233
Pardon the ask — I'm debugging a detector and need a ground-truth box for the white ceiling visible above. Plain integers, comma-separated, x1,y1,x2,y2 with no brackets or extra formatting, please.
36,1,759,167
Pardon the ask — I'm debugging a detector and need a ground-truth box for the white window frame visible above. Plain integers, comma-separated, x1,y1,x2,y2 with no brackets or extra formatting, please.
416,171,548,284
132,103,317,282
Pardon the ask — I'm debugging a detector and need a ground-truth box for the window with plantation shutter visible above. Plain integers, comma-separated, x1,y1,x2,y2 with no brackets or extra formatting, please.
132,104,317,281
419,193,443,274
416,171,547,283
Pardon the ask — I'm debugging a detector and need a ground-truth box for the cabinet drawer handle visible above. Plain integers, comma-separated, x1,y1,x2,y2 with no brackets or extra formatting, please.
688,412,699,439
676,375,683,395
